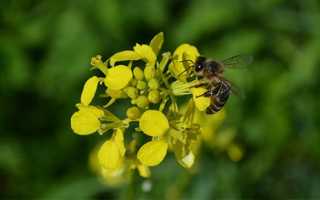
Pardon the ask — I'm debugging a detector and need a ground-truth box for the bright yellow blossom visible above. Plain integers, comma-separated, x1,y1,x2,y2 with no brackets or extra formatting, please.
71,106,104,135
139,110,169,136
104,65,133,90
169,43,200,81
137,139,168,166
72,32,240,182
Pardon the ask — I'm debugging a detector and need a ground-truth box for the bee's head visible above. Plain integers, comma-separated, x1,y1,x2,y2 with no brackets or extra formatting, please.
194,56,206,72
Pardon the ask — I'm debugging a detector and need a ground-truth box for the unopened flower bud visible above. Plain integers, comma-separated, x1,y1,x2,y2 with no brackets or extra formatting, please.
136,95,149,108
137,80,147,90
148,90,161,104
144,65,156,80
130,78,138,86
126,106,141,120
148,78,159,89
124,86,138,99
133,67,144,80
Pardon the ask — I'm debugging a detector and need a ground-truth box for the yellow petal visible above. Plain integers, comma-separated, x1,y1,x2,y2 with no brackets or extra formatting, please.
191,87,211,111
168,62,187,81
173,43,200,62
104,65,133,90
139,110,169,136
109,50,141,66
133,44,156,64
137,140,168,166
149,32,164,55
80,76,100,106
70,109,101,135
113,129,126,156
137,164,151,178
76,105,104,117
169,43,200,81
98,139,122,170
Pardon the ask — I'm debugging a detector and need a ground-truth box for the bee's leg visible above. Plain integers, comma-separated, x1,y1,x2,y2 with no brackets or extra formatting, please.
194,83,207,88
196,83,221,98
206,105,216,114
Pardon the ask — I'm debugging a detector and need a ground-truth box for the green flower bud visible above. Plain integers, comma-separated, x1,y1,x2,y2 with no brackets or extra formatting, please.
137,80,147,90
144,65,156,80
148,90,161,103
126,106,141,120
133,67,144,80
124,86,138,99
136,95,149,108
148,78,159,89
130,78,137,86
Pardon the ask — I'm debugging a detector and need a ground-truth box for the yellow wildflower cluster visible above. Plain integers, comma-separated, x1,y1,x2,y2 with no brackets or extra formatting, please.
70,33,242,184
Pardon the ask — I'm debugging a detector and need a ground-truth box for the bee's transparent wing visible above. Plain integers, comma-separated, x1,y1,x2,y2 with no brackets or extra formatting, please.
221,54,253,69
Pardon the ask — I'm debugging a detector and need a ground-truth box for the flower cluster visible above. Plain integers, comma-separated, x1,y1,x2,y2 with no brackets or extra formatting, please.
70,33,241,184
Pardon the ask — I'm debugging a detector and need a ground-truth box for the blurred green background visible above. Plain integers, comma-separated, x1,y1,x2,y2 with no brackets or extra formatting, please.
1,0,320,199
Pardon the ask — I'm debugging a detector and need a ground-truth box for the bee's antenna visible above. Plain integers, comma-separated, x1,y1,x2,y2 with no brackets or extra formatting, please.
175,59,195,77
178,59,194,64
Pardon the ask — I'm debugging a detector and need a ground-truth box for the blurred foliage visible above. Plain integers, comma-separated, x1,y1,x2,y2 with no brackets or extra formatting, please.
1,0,320,199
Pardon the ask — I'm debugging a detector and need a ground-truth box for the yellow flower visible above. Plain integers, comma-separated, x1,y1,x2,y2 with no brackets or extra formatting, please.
104,65,133,90
169,43,200,81
81,76,100,106
139,110,169,136
191,87,210,111
133,44,156,65
98,139,123,170
71,106,104,135
137,139,168,166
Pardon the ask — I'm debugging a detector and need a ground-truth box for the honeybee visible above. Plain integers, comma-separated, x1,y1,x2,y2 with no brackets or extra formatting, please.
192,55,252,114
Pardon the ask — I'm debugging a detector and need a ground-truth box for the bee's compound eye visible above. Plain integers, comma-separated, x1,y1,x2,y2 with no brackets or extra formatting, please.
195,63,203,72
